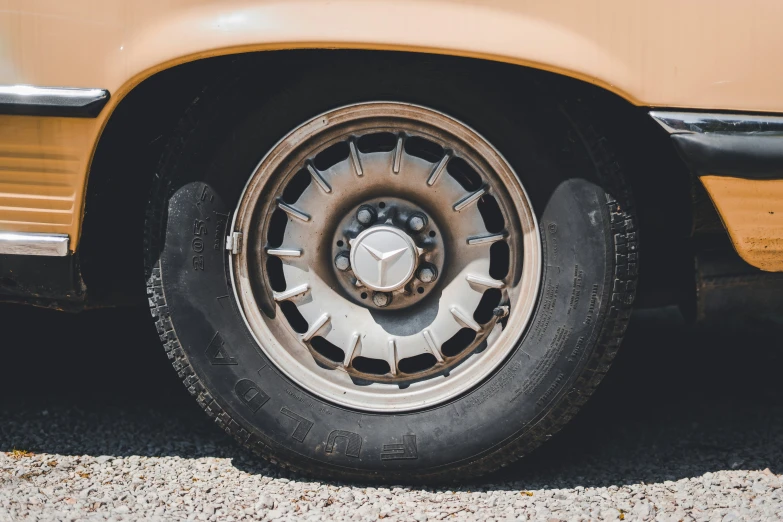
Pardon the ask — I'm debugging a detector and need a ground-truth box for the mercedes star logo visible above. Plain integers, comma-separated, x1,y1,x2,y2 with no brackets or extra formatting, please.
350,225,418,291
359,243,409,287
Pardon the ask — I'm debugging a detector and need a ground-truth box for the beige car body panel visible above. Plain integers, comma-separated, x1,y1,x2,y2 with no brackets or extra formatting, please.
0,0,782,270
700,176,783,272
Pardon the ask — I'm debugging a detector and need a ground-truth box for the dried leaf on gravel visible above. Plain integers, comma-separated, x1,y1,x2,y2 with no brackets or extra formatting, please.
8,449,33,459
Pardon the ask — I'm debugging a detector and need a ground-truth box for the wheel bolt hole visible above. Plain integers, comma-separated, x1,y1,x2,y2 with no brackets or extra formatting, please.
361,292,368,299
428,230,436,237
417,287,424,294
336,240,344,247
378,202,386,209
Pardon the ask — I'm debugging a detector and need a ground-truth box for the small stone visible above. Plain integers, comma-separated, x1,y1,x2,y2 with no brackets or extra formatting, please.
633,503,653,517
257,494,275,509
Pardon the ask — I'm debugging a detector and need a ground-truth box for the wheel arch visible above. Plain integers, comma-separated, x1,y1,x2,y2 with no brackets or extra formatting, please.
80,50,691,309
96,3,638,109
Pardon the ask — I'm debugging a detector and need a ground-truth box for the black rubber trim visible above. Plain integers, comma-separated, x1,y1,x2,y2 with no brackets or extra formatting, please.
0,252,86,310
0,89,110,118
671,133,783,179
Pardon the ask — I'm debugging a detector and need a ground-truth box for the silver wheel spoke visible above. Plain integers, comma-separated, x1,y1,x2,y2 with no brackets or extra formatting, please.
307,162,332,193
427,153,451,186
388,339,398,376
453,186,486,212
344,332,361,367
392,135,404,174
422,329,444,363
266,248,302,257
302,313,330,341
466,274,505,289
277,200,311,222
467,232,506,245
450,305,483,332
349,140,363,176
273,283,310,301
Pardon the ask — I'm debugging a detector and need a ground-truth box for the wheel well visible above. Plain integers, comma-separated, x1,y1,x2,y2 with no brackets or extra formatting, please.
79,50,692,308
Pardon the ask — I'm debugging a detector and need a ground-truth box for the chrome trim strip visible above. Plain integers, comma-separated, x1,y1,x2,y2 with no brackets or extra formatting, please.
649,111,783,135
0,85,110,117
0,85,106,99
0,232,69,256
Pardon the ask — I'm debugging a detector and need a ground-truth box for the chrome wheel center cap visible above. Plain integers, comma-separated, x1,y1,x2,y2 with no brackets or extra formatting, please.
349,225,418,292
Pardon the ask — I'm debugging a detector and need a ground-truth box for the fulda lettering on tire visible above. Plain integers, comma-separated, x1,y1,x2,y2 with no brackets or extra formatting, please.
145,56,637,482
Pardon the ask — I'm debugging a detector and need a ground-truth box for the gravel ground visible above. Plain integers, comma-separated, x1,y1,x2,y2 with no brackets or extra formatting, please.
1,305,782,521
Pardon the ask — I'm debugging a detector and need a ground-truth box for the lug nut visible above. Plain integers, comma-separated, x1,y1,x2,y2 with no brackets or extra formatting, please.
417,265,437,283
357,206,377,226
372,292,392,307
334,252,350,271
408,214,427,232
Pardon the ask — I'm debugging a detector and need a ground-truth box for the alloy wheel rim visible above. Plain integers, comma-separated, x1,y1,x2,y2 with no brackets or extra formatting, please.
230,102,542,412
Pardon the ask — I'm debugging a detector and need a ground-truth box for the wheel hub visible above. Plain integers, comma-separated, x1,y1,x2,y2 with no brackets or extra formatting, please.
349,225,419,291
331,197,444,311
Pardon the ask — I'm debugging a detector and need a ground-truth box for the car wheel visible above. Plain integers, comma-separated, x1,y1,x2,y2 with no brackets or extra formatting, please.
145,55,637,482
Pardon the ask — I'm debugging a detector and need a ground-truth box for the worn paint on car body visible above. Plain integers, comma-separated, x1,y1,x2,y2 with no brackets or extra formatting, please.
701,176,783,272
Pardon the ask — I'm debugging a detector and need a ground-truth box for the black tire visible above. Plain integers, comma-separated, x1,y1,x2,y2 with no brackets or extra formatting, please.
145,53,637,483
